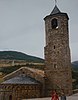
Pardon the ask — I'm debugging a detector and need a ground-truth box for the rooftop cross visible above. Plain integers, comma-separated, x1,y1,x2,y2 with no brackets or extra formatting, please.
55,0,57,6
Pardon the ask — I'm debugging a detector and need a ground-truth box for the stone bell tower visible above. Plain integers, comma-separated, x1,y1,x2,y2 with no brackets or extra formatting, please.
44,5,72,96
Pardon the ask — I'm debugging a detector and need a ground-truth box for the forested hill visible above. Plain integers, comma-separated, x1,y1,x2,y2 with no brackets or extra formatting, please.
0,51,44,63
72,61,78,71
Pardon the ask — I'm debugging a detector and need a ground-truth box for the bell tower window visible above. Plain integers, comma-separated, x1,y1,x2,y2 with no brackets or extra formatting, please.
51,18,58,29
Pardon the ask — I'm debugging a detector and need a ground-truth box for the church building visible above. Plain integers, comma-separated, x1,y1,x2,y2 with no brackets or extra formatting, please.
0,3,72,100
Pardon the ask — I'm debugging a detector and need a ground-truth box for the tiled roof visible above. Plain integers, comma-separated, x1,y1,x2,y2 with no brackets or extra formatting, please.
2,74,40,84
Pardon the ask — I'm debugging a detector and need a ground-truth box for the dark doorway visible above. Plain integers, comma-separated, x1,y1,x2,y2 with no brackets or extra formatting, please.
9,95,12,100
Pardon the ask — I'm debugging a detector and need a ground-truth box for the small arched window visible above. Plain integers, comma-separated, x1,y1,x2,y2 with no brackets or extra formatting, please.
54,64,57,69
51,18,58,29
54,45,55,49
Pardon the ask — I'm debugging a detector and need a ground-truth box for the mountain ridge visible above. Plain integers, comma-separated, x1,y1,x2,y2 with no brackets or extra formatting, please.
0,51,44,63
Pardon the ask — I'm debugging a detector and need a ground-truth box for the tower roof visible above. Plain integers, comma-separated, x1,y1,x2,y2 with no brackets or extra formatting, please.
44,5,69,20
50,5,61,15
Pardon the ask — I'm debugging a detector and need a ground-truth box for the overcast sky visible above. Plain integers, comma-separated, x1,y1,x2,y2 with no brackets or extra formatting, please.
0,0,78,62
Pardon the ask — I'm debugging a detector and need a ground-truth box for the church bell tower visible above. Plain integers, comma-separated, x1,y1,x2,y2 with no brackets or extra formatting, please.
44,4,72,96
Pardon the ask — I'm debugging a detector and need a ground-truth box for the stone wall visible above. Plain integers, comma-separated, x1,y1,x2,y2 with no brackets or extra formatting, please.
0,84,42,100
